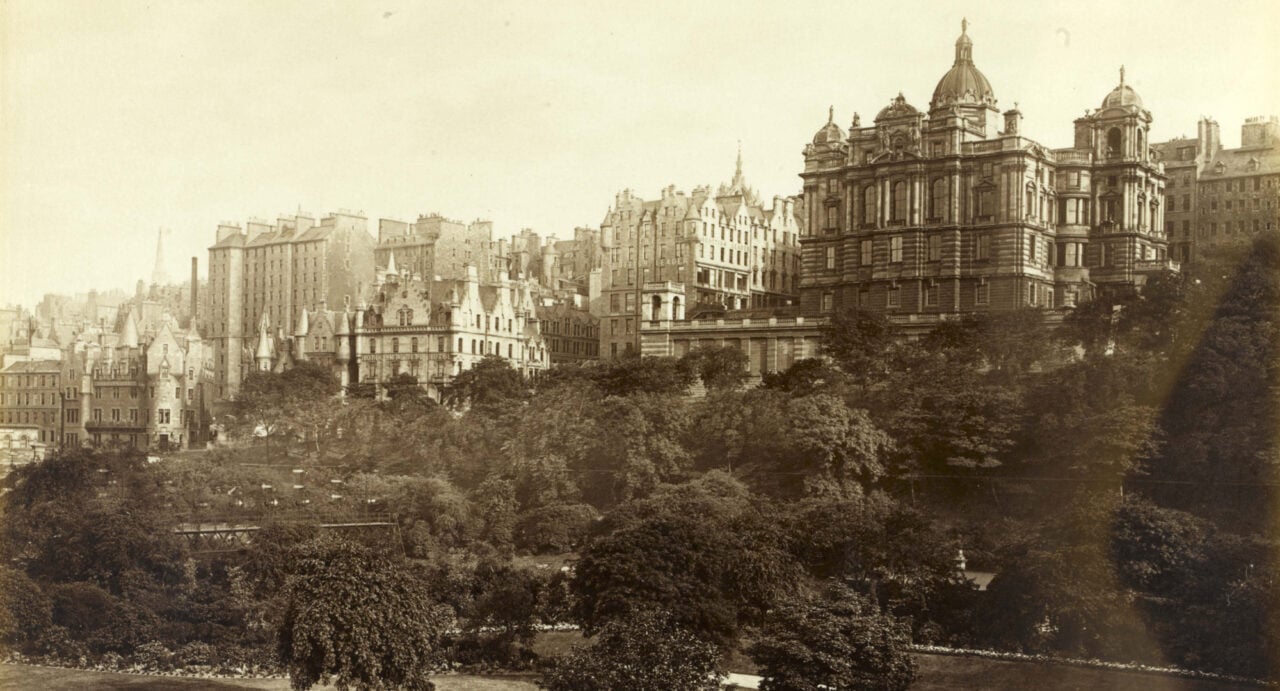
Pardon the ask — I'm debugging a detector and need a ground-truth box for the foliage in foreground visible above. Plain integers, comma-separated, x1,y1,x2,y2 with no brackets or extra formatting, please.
277,537,452,691
750,583,917,691
538,609,722,691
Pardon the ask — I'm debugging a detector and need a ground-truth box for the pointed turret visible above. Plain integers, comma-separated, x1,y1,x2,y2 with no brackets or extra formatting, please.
122,310,140,349
386,251,398,277
295,308,309,337
255,312,273,370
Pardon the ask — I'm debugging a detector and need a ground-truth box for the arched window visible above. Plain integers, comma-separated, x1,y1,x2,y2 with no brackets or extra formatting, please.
891,181,907,222
1025,184,1036,219
651,295,662,320
930,178,948,221
1107,128,1122,155
862,186,876,225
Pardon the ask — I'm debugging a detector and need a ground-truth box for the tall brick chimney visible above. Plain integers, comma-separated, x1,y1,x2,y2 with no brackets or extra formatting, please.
190,257,199,332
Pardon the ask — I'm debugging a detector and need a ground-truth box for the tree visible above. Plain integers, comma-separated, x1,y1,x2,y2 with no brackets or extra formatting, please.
382,373,438,415
750,583,917,691
0,566,51,651
820,307,896,385
571,475,794,648
277,536,451,691
442,356,528,417
539,609,722,691
761,358,849,396
593,355,696,397
679,345,748,390
234,361,342,449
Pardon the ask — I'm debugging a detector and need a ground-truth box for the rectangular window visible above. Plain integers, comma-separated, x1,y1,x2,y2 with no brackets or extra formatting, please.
825,246,836,270
887,286,901,308
889,236,903,263
975,235,990,261
927,235,941,261
924,283,937,306
975,282,990,305
821,292,834,312
860,239,873,265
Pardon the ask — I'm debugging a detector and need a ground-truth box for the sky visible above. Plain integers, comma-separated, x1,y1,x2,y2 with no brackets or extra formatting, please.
3,0,1278,308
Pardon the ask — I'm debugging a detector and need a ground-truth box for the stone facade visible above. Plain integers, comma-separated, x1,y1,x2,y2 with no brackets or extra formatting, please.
538,301,601,364
1155,116,1280,261
249,263,550,400
207,211,376,399
800,21,1173,324
375,214,509,285
0,360,62,461
598,153,803,359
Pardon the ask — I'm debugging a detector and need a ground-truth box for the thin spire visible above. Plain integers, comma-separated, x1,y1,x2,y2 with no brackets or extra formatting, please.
151,228,169,286
735,140,743,178
828,105,834,124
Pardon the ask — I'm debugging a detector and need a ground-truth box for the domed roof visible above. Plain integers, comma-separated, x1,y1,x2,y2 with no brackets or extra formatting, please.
812,105,846,145
1100,66,1143,110
930,19,997,110
876,93,919,121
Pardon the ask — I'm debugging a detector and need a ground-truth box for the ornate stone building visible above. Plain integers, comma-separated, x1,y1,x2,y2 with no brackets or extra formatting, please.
249,261,550,401
598,152,803,358
800,21,1174,321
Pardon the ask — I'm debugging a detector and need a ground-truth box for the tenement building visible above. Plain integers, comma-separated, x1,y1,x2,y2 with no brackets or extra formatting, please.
799,21,1174,321
207,211,376,399
1155,116,1279,261
598,152,803,358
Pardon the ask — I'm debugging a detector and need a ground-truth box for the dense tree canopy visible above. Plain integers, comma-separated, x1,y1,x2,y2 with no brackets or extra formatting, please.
277,537,451,691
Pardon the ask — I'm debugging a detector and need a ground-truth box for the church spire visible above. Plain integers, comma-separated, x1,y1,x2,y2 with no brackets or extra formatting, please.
151,229,169,286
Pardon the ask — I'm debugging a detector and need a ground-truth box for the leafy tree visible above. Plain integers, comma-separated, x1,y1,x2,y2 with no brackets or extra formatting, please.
750,583,917,691
571,475,794,648
820,307,896,385
1111,496,1208,595
578,393,694,506
679,345,748,390
277,536,451,691
472,476,518,552
382,373,438,415
235,361,342,448
0,566,51,650
539,609,722,691
443,356,528,417
593,355,696,397
761,357,849,396
514,503,599,554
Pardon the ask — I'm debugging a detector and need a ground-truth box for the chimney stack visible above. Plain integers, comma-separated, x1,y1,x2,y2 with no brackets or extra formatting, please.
190,257,199,332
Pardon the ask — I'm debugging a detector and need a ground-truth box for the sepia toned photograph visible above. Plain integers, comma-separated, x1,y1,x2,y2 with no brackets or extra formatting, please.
1,1,1278,689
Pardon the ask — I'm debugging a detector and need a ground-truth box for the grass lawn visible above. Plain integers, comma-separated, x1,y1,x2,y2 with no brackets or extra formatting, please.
0,665,538,690
909,653,1256,691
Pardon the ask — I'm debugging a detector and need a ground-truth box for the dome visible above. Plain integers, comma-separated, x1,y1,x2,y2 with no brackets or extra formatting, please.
930,19,997,110
876,93,919,121
1100,66,1143,110
812,105,846,145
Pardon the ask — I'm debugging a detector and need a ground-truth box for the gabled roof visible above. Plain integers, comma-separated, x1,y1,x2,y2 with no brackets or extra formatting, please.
1,360,61,374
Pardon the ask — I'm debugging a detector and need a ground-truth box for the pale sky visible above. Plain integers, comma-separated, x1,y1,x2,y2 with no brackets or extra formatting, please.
3,0,1278,309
